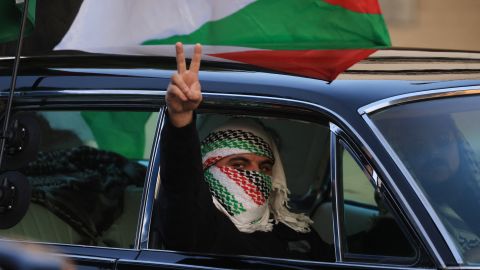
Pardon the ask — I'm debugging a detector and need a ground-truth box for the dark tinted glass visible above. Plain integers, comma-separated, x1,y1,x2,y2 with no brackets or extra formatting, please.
371,95,480,265
339,143,415,259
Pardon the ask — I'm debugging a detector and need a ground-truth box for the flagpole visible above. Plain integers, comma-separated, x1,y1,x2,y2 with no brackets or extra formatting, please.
0,0,30,169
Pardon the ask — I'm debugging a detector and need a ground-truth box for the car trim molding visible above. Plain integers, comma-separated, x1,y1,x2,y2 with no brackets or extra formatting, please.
0,89,167,96
139,248,436,270
358,86,480,115
137,107,166,249
329,123,343,262
55,253,116,264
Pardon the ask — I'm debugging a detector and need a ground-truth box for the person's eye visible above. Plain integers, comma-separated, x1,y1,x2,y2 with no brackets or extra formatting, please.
230,161,246,169
260,163,273,173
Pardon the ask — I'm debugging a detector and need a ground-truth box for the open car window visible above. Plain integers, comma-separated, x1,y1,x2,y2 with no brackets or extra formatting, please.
0,110,158,249
155,111,334,261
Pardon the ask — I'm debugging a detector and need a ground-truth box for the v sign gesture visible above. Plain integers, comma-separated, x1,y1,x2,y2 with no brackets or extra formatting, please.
166,42,203,127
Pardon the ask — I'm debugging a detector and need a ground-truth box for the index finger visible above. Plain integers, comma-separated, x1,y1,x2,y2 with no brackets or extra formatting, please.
175,42,186,74
189,43,202,74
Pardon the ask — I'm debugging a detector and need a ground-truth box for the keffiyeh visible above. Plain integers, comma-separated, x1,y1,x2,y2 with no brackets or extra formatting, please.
201,119,312,233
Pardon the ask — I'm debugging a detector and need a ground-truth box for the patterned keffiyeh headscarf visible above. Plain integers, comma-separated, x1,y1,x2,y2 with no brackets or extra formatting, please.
201,119,312,233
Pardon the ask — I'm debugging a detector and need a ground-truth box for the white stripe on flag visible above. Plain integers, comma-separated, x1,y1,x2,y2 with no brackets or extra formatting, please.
55,0,256,51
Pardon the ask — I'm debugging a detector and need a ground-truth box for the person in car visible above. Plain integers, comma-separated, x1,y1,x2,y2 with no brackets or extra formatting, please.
381,115,480,259
158,42,333,260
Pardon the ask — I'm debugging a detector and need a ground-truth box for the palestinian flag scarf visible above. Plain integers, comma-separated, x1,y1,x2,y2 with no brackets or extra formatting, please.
201,119,312,233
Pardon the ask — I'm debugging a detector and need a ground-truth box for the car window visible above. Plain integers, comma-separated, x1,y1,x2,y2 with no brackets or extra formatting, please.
155,112,334,261
371,95,480,265
338,141,416,259
342,149,376,207
0,110,158,249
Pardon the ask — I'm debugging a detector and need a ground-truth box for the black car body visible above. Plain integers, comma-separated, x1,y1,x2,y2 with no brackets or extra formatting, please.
1,49,480,270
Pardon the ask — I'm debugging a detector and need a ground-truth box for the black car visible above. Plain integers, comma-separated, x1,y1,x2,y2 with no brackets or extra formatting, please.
1,48,480,269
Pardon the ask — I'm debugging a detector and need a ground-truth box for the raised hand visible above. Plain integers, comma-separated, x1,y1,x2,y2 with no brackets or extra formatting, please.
166,42,202,127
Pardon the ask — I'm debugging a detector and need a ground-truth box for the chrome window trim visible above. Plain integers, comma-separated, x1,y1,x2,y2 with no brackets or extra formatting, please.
361,114,464,264
0,89,167,96
55,254,116,264
137,107,165,249
358,86,480,115
329,123,343,262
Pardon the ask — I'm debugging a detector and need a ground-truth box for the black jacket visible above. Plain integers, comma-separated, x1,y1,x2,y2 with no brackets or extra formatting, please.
159,114,333,260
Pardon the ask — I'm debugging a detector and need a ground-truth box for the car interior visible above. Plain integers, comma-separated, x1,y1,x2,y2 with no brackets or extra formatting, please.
0,110,156,248
196,112,415,259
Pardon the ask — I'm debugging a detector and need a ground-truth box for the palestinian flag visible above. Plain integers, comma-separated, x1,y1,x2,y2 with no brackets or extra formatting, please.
0,0,36,43
56,0,390,81
81,111,152,159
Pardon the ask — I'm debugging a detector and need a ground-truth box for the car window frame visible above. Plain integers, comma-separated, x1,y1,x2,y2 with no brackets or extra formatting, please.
330,122,425,266
0,98,165,269
148,97,338,268
147,93,432,269
360,89,480,267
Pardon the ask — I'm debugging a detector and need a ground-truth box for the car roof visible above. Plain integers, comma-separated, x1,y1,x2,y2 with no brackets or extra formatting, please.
3,49,480,113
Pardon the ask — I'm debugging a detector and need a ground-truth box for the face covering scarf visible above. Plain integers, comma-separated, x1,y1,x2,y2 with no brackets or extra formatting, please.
201,120,313,233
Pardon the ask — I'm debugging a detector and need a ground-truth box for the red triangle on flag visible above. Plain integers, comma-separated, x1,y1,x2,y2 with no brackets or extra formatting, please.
210,49,376,81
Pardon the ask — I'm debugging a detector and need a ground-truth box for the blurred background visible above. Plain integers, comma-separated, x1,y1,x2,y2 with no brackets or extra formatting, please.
1,0,479,56
380,0,480,51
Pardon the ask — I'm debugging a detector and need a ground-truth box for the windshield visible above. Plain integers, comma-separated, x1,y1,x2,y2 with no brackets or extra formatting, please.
370,94,480,265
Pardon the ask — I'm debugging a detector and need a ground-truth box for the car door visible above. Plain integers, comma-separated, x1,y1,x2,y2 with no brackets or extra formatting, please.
135,93,434,269
0,90,164,269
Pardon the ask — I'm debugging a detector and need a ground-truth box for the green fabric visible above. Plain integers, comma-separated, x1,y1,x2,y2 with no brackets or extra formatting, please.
81,112,151,159
204,170,246,215
201,138,272,159
0,0,36,43
143,0,390,50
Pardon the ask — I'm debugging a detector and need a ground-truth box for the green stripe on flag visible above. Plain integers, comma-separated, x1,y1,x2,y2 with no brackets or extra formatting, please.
143,0,390,50
81,112,152,159
0,0,36,43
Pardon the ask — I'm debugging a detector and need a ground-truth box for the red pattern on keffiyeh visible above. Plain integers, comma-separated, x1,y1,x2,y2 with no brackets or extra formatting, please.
219,166,266,205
